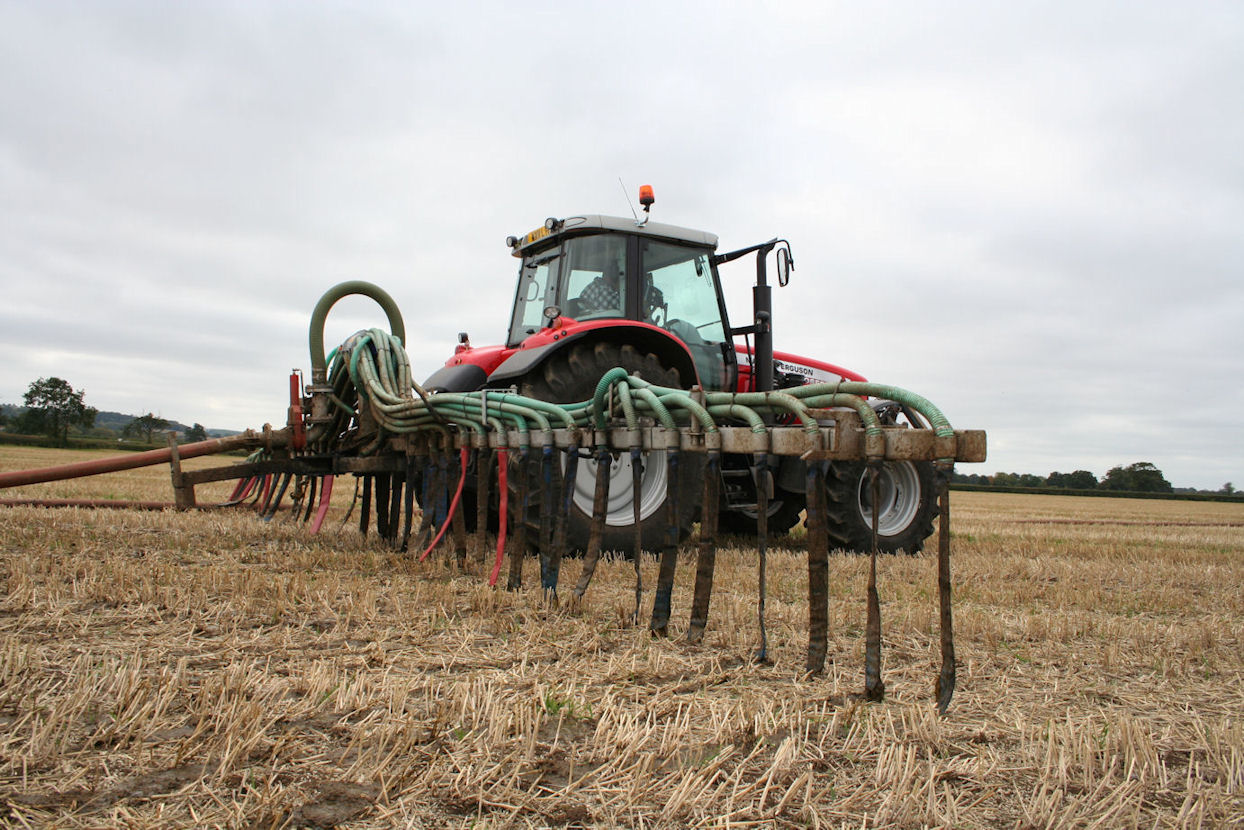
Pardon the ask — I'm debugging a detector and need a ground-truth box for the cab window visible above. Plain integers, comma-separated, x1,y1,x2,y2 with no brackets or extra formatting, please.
642,239,729,389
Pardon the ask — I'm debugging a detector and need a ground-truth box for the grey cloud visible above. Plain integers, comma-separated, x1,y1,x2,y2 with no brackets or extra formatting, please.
1,1,1240,490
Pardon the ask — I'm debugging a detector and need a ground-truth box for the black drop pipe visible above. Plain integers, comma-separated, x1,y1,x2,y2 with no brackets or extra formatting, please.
359,475,372,536
375,472,391,539
389,472,404,547
401,459,416,552
507,450,531,590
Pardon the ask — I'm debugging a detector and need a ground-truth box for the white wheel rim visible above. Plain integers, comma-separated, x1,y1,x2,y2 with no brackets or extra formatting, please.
856,461,921,537
570,450,669,526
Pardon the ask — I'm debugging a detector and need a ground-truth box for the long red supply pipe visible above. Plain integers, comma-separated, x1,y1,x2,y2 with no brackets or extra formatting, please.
0,498,176,510
0,431,284,490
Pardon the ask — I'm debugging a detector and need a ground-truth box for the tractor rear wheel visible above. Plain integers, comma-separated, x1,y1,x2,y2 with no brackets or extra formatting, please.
518,341,702,554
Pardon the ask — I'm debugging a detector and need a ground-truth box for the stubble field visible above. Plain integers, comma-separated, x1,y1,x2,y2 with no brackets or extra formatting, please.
1,445,1242,828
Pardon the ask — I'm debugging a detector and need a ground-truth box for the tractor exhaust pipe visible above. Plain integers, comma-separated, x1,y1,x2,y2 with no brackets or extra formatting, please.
753,247,774,393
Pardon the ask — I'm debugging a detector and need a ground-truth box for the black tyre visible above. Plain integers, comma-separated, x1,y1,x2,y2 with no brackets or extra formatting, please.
823,459,936,554
517,341,702,554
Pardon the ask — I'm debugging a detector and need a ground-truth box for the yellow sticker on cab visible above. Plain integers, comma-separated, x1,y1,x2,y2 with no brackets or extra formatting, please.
521,226,551,246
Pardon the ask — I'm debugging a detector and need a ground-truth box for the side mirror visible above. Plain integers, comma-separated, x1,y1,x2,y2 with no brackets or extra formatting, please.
776,247,794,287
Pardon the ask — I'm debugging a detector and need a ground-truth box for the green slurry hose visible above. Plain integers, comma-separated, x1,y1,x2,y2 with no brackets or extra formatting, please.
309,281,406,383
792,382,953,438
304,285,961,453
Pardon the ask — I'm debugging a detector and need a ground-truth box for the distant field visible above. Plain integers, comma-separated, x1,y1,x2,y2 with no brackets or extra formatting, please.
1,446,1241,827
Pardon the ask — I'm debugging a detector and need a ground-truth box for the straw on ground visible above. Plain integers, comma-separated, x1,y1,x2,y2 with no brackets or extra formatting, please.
1,446,1241,827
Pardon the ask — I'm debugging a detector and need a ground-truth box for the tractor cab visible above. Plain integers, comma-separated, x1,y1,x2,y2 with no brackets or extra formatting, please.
505,215,736,391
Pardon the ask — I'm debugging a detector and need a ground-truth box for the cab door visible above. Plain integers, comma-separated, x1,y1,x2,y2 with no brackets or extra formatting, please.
638,238,735,391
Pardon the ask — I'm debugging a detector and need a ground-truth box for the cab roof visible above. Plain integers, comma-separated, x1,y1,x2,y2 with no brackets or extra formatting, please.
509,214,719,257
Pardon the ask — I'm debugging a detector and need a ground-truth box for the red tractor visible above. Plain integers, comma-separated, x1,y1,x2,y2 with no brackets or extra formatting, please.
425,190,937,554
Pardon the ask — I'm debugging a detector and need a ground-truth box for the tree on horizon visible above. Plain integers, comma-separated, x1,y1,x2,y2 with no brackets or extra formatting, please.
17,377,97,446
122,413,172,445
1101,461,1173,493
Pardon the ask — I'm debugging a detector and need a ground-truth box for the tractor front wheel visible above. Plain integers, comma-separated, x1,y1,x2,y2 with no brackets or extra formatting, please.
823,459,936,554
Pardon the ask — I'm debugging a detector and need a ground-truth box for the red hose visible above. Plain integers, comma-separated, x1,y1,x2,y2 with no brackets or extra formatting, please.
489,449,509,587
227,476,250,502
421,447,468,563
237,476,258,502
255,474,274,512
309,475,335,534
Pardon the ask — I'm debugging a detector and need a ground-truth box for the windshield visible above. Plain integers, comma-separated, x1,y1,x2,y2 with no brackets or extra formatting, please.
560,235,628,320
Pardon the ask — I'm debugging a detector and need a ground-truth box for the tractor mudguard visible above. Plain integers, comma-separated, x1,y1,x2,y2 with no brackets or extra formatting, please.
487,325,699,389
424,363,487,393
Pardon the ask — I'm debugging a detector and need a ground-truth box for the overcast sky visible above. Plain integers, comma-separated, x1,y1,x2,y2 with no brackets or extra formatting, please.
2,1,1241,490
